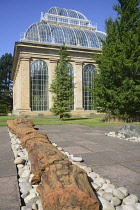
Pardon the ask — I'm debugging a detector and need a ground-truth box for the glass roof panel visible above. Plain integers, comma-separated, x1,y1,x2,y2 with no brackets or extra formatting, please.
48,7,87,20
84,30,100,48
25,23,38,42
49,24,64,44
38,22,52,43
61,26,77,46
24,21,106,49
74,28,88,47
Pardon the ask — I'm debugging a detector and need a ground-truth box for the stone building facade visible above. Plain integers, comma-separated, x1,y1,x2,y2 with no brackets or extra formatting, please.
12,7,106,117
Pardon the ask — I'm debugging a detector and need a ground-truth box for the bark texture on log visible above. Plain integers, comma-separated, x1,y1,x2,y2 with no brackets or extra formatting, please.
7,119,99,210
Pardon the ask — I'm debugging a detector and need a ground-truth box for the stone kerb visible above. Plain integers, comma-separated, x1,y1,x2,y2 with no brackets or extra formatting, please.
7,118,99,210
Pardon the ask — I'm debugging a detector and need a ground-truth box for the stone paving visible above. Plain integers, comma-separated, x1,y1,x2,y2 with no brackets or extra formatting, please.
0,124,140,209
0,126,21,210
37,124,140,200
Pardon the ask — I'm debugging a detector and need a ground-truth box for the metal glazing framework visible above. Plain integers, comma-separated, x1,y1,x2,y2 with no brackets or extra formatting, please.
67,63,74,110
23,7,106,49
83,64,96,110
30,60,48,111
48,7,87,20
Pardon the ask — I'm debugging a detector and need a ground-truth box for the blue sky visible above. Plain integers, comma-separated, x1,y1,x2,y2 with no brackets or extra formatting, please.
0,0,118,57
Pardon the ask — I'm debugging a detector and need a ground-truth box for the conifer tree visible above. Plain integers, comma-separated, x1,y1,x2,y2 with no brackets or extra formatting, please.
0,53,13,114
93,0,140,121
49,43,74,119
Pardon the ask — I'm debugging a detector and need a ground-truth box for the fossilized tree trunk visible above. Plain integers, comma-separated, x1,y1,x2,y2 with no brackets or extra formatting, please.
7,118,99,210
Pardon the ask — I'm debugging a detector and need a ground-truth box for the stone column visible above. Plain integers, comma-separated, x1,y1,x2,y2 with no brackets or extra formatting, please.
12,77,16,111
48,59,57,109
12,69,20,112
74,61,84,111
18,57,31,112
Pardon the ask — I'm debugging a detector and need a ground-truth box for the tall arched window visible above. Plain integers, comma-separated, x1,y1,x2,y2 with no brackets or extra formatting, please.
83,64,96,110
30,60,48,111
67,63,74,110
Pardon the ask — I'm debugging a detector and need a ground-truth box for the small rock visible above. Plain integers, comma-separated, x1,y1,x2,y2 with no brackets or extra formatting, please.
88,172,98,179
57,147,63,151
14,157,25,164
26,196,40,207
122,204,138,210
113,189,125,200
91,183,100,191
13,150,18,157
102,192,113,201
80,165,92,173
118,187,129,197
32,185,38,189
123,194,138,205
94,177,105,185
21,169,31,178
18,168,25,177
29,188,37,194
98,196,108,204
17,164,24,169
105,188,113,193
106,179,111,184
116,207,123,210
29,173,34,182
97,190,105,197
27,160,31,166
52,142,57,147
19,177,29,183
24,165,30,170
21,191,30,199
134,203,140,209
65,152,70,157
24,193,37,203
20,207,27,210
110,184,116,188
32,203,38,210
102,184,111,190
19,182,32,194
102,202,115,210
71,156,83,162
36,199,43,210
18,151,26,159
21,207,32,210
111,197,121,206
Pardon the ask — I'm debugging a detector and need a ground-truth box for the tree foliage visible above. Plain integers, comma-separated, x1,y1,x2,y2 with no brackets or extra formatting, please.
92,0,140,121
0,53,13,114
49,44,74,119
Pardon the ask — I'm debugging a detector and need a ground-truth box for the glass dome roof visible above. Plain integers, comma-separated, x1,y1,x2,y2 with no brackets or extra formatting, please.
23,7,106,49
24,22,106,49
48,7,87,20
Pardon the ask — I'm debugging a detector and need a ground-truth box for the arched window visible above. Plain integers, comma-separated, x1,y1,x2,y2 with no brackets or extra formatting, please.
83,64,96,110
67,63,74,110
30,60,48,111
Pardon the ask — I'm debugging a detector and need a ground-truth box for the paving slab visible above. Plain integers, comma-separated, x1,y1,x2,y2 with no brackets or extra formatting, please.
62,146,92,154
0,127,21,210
120,161,140,173
0,176,20,210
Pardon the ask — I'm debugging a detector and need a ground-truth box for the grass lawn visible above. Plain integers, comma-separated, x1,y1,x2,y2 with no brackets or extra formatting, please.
1,115,140,127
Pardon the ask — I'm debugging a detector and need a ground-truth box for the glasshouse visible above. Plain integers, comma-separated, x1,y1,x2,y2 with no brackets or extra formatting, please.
12,7,106,117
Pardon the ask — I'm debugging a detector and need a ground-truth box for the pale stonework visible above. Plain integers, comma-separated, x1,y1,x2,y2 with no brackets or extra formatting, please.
12,41,101,117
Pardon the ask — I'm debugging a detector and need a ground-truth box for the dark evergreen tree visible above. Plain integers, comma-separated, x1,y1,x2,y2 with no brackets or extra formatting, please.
92,0,140,121
0,53,13,114
49,43,74,119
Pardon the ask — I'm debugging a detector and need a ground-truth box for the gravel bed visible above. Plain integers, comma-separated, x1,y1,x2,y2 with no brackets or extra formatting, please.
106,124,140,143
9,130,140,210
